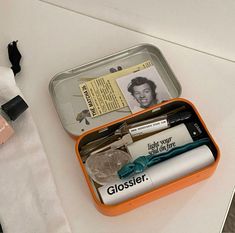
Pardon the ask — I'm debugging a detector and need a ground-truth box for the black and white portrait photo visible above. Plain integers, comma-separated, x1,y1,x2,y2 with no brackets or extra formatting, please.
116,66,171,113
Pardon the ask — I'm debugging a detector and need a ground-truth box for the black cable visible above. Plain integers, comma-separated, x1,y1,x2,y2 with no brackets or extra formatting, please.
8,40,22,76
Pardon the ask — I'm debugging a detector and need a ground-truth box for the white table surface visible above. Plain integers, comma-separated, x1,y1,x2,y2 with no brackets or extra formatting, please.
41,0,235,62
1,0,235,232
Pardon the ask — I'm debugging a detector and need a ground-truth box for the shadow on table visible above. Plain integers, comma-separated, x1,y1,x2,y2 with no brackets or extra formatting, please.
222,192,235,233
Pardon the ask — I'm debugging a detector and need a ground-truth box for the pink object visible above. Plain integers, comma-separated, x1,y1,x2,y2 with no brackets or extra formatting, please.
0,115,14,144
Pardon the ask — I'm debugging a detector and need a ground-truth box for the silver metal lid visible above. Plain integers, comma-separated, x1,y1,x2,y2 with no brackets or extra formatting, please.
49,44,181,137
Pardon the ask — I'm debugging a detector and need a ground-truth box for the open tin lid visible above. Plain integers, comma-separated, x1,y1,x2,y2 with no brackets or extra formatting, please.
49,44,181,137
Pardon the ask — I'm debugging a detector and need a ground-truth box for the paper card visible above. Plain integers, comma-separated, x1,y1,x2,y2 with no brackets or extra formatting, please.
79,61,152,117
116,66,172,113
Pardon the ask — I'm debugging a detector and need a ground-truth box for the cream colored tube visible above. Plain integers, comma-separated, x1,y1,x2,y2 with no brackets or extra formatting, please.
127,123,193,159
98,145,214,205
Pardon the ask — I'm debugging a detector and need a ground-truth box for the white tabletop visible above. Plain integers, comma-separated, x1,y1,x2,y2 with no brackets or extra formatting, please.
1,0,235,232
42,0,235,62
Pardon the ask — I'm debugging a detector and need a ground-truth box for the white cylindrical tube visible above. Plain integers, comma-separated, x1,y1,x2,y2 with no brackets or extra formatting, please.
98,145,214,205
127,123,193,159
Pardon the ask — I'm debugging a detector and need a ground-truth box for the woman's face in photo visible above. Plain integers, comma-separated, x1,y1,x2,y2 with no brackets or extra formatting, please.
132,83,154,108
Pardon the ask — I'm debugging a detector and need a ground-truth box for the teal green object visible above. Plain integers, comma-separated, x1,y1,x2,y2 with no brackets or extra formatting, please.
118,138,210,179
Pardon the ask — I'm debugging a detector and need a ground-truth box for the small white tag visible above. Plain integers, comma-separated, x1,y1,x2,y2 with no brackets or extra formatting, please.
129,119,168,137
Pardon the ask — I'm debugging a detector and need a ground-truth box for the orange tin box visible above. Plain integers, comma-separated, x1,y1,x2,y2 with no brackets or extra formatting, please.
49,44,220,216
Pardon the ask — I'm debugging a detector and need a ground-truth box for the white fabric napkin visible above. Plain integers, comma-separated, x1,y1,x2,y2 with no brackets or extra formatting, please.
0,67,72,233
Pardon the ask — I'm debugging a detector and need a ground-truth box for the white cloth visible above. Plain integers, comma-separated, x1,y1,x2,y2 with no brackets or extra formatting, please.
0,67,71,233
